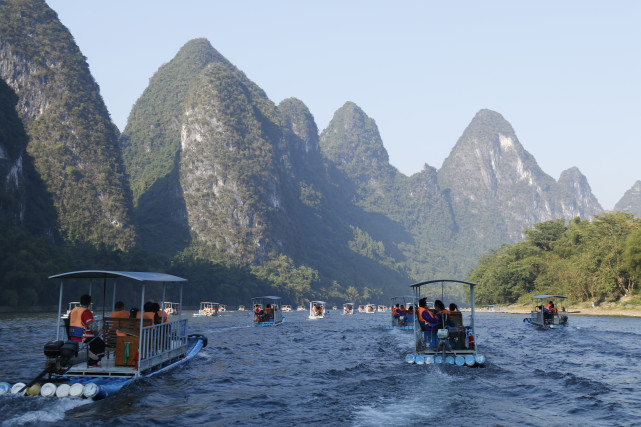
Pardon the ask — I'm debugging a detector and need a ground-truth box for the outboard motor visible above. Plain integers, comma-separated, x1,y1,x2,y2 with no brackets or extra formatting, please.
43,340,79,374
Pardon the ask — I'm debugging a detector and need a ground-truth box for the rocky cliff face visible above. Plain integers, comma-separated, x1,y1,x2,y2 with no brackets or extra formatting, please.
123,39,299,263
438,109,602,246
179,59,290,263
0,0,135,249
615,181,641,217
0,78,27,224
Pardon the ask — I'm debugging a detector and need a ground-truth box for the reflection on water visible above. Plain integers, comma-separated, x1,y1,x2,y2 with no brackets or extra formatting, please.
2,311,641,426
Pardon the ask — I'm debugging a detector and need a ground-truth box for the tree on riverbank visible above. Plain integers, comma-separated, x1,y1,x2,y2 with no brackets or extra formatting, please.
468,212,641,305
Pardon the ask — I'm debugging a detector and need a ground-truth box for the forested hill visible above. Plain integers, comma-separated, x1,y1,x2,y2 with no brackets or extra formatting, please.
469,212,641,305
0,0,135,250
0,1,624,308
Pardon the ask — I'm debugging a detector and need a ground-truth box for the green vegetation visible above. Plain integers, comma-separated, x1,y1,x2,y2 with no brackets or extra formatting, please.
468,212,641,305
0,0,135,250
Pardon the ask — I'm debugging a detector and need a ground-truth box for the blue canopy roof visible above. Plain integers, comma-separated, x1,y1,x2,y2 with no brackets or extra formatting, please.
252,296,281,300
49,270,187,282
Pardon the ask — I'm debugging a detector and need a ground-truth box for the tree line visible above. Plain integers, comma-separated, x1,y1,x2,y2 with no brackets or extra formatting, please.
468,212,641,306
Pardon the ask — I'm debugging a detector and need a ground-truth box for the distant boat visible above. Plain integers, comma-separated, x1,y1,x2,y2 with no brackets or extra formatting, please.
523,295,570,329
309,301,326,319
282,305,292,312
377,305,388,313
238,305,245,311
163,301,180,316
193,302,220,317
364,304,376,314
252,296,284,326
343,303,355,315
387,295,415,330
296,305,305,311
358,305,365,313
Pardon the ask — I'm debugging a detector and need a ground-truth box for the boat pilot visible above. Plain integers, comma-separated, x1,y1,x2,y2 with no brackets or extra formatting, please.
68,294,105,367
417,298,440,349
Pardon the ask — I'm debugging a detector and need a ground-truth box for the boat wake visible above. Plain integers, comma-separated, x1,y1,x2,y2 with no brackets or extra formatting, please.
1,395,91,426
352,394,441,426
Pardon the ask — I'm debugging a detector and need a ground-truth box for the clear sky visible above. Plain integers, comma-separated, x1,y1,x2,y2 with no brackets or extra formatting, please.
46,0,640,210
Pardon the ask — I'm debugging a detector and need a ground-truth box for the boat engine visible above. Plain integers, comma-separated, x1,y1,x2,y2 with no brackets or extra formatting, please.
43,340,79,374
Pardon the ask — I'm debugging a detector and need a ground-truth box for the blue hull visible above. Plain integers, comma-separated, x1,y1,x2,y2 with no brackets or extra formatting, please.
51,335,206,400
523,318,570,329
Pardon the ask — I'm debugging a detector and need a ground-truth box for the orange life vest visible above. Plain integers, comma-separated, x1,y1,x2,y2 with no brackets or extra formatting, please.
418,306,437,323
69,306,93,341
136,311,155,320
110,310,129,336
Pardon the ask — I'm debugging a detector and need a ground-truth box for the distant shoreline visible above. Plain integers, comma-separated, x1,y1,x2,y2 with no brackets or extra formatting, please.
473,306,641,318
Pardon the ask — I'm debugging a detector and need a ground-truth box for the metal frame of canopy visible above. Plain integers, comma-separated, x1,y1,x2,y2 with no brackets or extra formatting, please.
390,295,416,327
408,279,485,366
251,296,283,325
309,300,326,317
49,270,187,377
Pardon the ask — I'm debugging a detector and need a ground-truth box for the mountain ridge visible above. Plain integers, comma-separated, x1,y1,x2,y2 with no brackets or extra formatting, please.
0,3,629,306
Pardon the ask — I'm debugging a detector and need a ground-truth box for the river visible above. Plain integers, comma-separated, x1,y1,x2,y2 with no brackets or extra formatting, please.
1,310,640,426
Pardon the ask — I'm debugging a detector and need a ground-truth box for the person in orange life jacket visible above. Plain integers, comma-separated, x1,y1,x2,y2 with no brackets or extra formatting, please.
264,304,274,321
69,294,105,366
136,301,156,321
443,303,459,314
543,301,557,323
254,304,263,322
110,300,129,337
435,300,456,327
152,302,168,324
418,297,441,348
397,304,408,325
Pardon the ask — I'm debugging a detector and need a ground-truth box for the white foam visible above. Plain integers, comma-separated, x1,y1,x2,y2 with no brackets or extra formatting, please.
2,398,92,426
352,395,436,426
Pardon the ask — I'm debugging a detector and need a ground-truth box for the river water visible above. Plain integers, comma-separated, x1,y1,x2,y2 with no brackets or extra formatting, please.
1,310,641,426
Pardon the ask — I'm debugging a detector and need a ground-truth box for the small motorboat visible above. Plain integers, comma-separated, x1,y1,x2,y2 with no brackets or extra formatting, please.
282,305,292,312
387,295,415,330
163,301,180,316
193,302,220,317
357,305,365,313
296,305,305,311
405,279,485,367
377,305,388,313
238,305,245,311
252,296,284,326
364,304,376,314
309,301,326,319
4,270,207,401
343,302,355,315
523,295,570,329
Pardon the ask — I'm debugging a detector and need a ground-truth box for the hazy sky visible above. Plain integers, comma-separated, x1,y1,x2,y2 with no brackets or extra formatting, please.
46,0,640,210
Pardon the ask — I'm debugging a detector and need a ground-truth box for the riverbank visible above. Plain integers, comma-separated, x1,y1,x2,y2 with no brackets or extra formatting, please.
479,305,641,318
